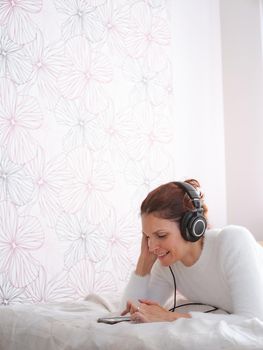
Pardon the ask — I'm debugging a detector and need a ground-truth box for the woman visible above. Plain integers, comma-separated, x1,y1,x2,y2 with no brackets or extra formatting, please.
121,179,263,323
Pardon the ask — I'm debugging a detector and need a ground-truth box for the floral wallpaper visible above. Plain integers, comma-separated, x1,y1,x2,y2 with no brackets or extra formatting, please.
0,0,175,305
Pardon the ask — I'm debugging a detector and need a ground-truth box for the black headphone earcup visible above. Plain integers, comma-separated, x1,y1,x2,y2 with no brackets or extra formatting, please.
181,212,207,242
180,212,193,241
188,214,207,242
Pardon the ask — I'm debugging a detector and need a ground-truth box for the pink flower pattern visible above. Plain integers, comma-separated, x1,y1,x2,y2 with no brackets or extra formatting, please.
54,0,106,41
0,0,42,44
0,1,173,304
25,267,76,303
0,26,32,84
126,101,172,167
57,36,113,113
56,211,108,268
55,98,104,151
24,32,69,108
68,259,116,299
59,147,114,224
97,1,130,56
24,147,66,227
0,201,44,288
0,273,27,305
96,102,136,167
122,57,169,105
0,146,34,206
125,2,170,71
0,78,43,164
125,157,174,209
98,209,138,281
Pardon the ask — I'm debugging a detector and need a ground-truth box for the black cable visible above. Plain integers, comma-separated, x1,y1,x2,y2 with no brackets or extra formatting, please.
169,302,219,313
168,266,177,311
168,265,230,314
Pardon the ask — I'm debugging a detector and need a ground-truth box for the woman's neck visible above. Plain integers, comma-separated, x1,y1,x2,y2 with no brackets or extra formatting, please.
180,237,204,267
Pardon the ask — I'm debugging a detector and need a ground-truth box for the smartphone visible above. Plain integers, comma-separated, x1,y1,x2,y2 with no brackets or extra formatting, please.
97,315,132,324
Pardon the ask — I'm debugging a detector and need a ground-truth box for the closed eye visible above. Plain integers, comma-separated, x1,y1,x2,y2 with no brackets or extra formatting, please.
143,232,167,239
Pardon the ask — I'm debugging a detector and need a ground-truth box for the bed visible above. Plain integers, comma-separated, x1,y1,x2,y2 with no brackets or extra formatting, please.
1,243,263,350
0,295,263,350
0,294,263,350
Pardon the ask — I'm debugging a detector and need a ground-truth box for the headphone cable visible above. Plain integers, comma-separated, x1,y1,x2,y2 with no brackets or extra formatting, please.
168,265,230,314
168,266,177,311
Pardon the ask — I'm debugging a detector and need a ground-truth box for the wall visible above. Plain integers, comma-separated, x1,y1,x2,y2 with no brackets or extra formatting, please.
0,0,226,305
220,0,263,240
167,0,226,228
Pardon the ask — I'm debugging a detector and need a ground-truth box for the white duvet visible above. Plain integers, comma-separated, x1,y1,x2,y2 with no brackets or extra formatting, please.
0,294,263,350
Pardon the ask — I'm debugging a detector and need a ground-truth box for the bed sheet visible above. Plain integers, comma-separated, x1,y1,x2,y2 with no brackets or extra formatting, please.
0,294,263,350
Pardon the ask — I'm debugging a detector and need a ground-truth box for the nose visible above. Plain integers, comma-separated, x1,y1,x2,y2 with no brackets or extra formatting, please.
147,237,159,253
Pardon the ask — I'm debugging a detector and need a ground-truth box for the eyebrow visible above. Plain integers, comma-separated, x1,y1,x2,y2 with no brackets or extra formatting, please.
143,230,167,236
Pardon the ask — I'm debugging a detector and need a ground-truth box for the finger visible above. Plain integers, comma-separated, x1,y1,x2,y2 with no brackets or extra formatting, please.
121,300,134,315
130,303,140,314
120,309,128,316
138,298,159,306
131,311,142,323
131,311,148,323
138,314,147,323
135,305,141,313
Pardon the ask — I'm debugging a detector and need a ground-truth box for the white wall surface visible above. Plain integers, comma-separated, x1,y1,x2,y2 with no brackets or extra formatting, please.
0,0,177,303
167,0,227,229
220,0,263,240
0,0,227,304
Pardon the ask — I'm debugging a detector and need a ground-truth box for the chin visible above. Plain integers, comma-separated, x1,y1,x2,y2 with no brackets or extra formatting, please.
160,256,178,266
159,259,171,267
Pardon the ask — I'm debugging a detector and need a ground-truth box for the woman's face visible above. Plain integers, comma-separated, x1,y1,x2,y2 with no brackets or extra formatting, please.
141,213,191,266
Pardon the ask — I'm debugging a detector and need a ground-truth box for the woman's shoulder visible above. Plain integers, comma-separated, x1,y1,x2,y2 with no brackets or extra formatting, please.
218,225,252,239
207,225,254,242
207,225,259,256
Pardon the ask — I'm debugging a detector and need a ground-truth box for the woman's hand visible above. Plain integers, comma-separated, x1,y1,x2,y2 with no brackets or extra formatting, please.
121,299,191,323
121,300,140,316
135,234,157,276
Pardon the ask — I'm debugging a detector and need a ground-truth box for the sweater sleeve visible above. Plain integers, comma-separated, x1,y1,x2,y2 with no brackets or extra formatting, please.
191,226,263,322
120,272,150,309
121,261,174,309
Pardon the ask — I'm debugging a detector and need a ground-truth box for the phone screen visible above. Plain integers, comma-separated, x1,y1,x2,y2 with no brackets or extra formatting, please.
97,316,132,324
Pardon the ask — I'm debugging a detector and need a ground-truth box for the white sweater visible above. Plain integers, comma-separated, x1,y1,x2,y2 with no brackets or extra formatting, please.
122,225,263,322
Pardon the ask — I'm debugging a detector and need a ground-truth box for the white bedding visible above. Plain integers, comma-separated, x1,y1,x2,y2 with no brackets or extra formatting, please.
0,294,263,350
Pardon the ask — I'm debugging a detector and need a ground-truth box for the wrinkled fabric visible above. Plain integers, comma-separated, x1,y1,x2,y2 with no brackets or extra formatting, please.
0,294,263,350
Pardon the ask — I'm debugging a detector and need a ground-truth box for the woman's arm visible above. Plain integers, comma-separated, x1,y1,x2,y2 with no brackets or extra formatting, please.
134,233,157,276
191,226,263,322
121,234,175,311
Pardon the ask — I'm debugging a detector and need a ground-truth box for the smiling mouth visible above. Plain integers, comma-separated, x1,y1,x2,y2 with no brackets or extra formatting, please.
157,252,169,258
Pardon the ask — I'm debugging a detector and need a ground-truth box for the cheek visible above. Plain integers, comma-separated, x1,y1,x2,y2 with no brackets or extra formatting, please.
169,237,186,254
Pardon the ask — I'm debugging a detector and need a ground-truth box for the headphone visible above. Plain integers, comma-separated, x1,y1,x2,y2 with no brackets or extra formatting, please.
174,181,207,242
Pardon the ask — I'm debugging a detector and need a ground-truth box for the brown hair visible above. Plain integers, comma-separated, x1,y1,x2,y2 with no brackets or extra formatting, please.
140,179,208,223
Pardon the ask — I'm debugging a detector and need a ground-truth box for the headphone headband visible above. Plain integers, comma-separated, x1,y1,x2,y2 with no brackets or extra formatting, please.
174,181,202,211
